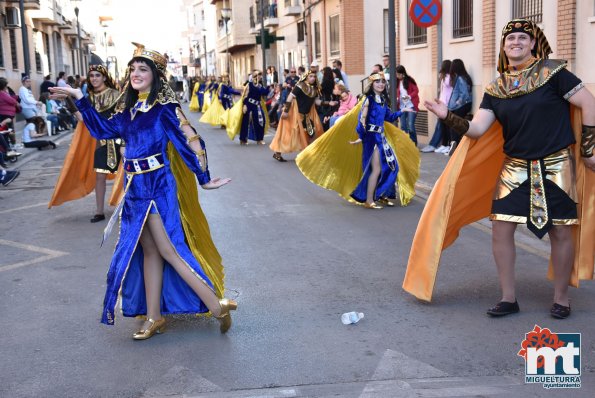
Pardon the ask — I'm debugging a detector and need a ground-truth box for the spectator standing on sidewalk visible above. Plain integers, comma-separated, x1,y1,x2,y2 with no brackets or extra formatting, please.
395,65,420,145
0,77,20,145
40,75,55,95
421,60,453,153
56,72,67,87
19,76,41,119
382,54,391,85
445,59,473,153
332,59,349,90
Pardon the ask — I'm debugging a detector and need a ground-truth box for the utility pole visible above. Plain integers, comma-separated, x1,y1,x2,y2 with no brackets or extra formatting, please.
75,6,85,74
259,0,266,72
19,0,31,76
388,0,397,111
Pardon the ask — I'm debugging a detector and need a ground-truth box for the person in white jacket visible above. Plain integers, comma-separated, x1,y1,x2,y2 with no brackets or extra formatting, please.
18,76,41,119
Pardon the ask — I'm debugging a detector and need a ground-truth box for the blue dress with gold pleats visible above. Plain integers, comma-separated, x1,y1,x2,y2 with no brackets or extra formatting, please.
76,97,217,325
350,95,402,203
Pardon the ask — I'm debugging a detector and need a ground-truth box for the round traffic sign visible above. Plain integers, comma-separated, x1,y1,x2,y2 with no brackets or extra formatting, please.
409,0,442,28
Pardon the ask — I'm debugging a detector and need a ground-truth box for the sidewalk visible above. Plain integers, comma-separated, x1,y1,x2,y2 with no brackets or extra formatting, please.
5,118,74,168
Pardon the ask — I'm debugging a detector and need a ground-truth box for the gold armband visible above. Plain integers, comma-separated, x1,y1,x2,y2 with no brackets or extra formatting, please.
442,111,470,138
64,97,78,113
283,102,291,113
194,149,205,156
187,134,200,143
581,125,594,158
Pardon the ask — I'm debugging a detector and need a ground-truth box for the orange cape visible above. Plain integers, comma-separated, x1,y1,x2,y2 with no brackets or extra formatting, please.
269,101,324,153
48,122,123,208
402,107,594,301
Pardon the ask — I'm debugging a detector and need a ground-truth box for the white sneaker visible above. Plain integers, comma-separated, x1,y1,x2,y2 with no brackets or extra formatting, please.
434,145,447,153
420,145,436,153
6,151,22,157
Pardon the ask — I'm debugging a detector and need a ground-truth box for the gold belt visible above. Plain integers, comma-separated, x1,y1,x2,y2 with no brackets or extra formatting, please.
493,148,577,230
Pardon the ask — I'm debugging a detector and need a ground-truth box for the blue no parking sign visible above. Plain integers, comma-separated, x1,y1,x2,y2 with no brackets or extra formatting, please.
409,0,442,28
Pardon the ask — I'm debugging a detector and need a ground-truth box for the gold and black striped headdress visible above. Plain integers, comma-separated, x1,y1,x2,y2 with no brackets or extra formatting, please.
87,65,117,90
497,19,552,73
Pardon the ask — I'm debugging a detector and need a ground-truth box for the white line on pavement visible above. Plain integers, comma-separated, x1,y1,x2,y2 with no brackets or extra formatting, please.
0,202,47,215
0,239,69,272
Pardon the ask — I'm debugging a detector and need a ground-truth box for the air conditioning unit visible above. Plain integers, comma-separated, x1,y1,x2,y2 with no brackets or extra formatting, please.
5,7,21,28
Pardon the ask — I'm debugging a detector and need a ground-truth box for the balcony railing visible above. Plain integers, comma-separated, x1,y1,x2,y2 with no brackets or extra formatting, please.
283,0,302,16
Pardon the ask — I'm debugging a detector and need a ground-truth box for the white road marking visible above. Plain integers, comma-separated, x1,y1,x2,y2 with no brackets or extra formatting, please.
0,202,47,215
359,349,520,398
0,239,69,272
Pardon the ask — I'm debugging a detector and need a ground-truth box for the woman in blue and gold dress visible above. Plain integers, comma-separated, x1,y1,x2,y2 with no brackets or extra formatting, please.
50,43,237,340
297,72,420,208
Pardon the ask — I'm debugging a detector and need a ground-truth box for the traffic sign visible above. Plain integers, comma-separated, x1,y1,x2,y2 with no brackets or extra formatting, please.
409,0,442,28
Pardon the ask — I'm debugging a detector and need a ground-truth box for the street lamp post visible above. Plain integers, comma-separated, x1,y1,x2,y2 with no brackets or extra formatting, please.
19,0,31,76
74,6,85,75
104,31,108,62
221,6,231,75
202,29,208,77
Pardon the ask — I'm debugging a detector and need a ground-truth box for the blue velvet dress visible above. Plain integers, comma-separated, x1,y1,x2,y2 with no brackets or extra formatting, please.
197,82,206,109
219,84,240,110
76,97,216,325
350,95,402,203
240,82,269,142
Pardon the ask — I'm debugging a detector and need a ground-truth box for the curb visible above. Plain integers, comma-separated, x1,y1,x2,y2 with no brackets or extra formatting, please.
8,129,75,170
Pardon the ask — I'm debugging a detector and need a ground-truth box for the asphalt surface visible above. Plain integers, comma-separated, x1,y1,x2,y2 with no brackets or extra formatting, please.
1,103,593,398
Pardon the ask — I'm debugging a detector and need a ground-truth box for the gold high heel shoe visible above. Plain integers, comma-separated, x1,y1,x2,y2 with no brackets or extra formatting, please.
363,202,383,210
216,298,238,334
378,198,395,207
132,318,166,340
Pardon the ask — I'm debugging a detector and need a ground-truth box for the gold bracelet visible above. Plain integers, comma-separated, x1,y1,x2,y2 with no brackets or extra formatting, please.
187,134,200,143
195,149,205,156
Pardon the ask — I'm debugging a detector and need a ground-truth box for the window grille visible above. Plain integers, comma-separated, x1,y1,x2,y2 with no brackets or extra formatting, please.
9,29,18,70
407,0,427,45
511,0,543,23
329,14,340,56
453,0,473,38
383,9,390,53
297,21,305,42
313,21,321,58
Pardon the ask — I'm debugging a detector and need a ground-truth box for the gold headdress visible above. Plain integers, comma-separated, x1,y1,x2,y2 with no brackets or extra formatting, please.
368,72,386,82
87,64,117,90
131,42,168,73
112,43,178,113
497,19,552,73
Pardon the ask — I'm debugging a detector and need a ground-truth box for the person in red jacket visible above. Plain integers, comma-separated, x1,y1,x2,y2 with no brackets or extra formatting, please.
0,77,20,146
395,65,420,145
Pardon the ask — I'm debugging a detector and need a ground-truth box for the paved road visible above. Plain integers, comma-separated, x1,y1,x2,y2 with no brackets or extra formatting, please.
1,103,593,397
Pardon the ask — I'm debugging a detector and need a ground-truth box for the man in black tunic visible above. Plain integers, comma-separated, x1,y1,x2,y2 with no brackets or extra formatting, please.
424,19,595,319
